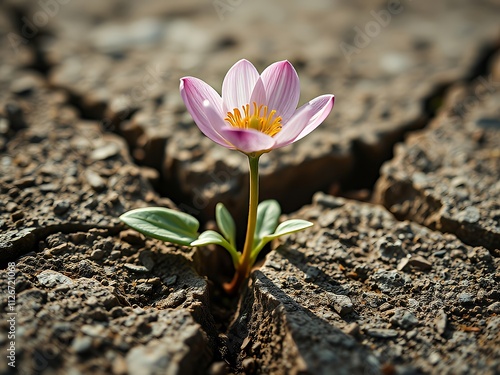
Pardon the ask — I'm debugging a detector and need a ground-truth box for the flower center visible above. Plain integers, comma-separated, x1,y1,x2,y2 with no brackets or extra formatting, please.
225,102,282,137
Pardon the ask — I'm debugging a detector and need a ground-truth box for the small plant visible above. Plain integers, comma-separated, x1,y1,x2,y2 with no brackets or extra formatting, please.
120,59,334,294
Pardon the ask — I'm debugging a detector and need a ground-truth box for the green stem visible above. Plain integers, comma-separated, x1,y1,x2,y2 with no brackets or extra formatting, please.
224,154,260,294
240,155,260,274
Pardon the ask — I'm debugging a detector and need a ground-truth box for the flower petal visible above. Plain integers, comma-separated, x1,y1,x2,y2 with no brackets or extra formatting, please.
218,128,276,154
272,105,316,148
222,59,260,114
202,100,235,149
249,77,267,112
180,77,228,147
260,60,300,122
294,95,334,142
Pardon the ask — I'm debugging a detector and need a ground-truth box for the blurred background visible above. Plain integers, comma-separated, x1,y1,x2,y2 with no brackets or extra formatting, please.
1,0,500,224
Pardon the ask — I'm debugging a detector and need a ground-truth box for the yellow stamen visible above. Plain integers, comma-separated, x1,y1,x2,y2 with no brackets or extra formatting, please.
225,102,282,137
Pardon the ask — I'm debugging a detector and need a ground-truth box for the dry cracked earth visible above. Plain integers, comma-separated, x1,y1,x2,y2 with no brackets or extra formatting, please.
0,0,499,374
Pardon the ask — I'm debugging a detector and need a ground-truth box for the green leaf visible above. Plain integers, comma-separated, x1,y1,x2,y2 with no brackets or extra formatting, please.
262,219,313,241
250,219,314,263
120,207,199,246
216,203,236,247
191,230,240,268
254,200,281,245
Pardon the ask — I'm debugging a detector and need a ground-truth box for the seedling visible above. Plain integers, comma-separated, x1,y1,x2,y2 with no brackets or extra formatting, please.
121,59,334,294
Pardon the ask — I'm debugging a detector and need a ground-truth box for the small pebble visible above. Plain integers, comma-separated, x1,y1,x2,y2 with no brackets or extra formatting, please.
11,210,24,222
487,302,500,314
72,336,93,354
90,249,105,260
110,250,122,260
37,270,74,288
139,250,155,271
136,283,153,295
435,309,447,335
327,292,353,316
70,232,87,244
53,200,71,215
391,309,418,330
50,243,69,255
366,328,398,339
85,170,106,192
91,143,120,161
457,292,474,305
379,302,393,312
124,263,149,273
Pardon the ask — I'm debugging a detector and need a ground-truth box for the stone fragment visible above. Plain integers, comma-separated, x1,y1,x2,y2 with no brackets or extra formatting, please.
487,302,500,314
37,270,74,288
120,229,146,246
90,142,121,161
328,292,354,316
390,309,418,330
53,200,71,215
72,336,93,354
457,292,474,305
85,170,106,192
366,329,399,339
435,311,448,336
124,263,149,273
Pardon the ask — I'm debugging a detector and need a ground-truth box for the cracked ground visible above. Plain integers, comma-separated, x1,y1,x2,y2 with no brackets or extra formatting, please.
0,1,499,374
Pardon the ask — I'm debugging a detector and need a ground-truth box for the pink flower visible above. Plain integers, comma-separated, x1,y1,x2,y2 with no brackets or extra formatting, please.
180,59,334,154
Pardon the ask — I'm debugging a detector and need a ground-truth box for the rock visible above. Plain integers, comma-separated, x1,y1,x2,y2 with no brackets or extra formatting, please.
72,336,93,354
407,256,432,270
124,263,149,273
366,329,399,339
390,309,418,330
37,270,74,288
53,200,71,215
457,292,474,305
120,229,146,247
85,170,106,192
371,270,411,294
90,249,105,260
487,302,500,314
90,141,121,161
139,250,156,271
328,292,354,316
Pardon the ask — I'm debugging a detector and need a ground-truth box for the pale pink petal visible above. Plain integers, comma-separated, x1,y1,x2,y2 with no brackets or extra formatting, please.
260,60,300,122
180,77,227,147
272,105,316,148
202,100,235,149
222,59,260,114
218,128,276,154
248,77,267,113
294,95,334,142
